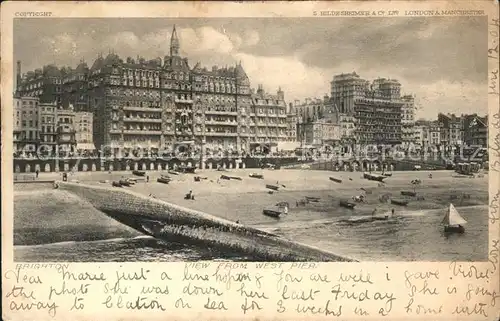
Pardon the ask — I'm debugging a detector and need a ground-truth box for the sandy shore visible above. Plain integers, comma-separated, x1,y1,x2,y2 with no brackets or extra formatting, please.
51,168,488,224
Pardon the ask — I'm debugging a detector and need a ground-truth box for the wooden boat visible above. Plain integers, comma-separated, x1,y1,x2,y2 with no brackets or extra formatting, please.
263,203,288,218
339,200,356,209
266,184,280,191
132,170,146,176
220,175,231,180
391,199,408,206
230,176,242,180
249,173,264,179
442,203,467,233
363,172,386,182
305,196,320,202
168,170,180,175
382,172,393,177
157,176,171,184
119,179,132,187
262,209,282,218
401,191,417,197
329,177,342,183
112,181,122,187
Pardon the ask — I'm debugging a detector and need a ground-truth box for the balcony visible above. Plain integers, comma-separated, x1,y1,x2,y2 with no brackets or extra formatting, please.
123,117,162,123
205,120,238,126
123,106,161,112
175,98,193,104
123,129,162,135
205,132,238,137
176,109,193,114
205,109,238,116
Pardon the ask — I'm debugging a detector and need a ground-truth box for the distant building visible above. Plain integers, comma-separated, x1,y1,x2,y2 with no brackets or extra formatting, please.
39,102,58,154
464,115,488,147
249,85,288,153
330,72,404,146
74,111,95,150
414,120,440,148
56,105,77,151
299,119,341,147
295,96,328,122
13,96,41,153
285,103,299,142
16,62,63,104
437,113,463,148
401,95,416,147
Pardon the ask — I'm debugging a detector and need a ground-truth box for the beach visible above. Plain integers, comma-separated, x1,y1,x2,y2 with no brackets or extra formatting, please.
14,169,489,261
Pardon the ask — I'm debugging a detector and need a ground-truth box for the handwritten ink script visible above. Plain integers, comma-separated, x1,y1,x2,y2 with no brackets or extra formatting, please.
3,261,498,319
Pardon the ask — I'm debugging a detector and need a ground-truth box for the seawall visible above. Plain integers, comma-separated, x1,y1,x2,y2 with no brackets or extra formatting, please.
57,181,356,262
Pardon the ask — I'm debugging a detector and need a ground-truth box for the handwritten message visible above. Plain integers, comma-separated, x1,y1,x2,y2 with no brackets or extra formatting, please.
3,260,499,319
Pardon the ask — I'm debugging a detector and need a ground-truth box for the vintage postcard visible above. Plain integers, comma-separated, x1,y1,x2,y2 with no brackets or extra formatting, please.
1,1,499,320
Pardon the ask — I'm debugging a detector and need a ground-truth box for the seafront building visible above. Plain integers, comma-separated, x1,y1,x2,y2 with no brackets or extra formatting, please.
401,95,416,147
13,96,41,152
463,114,488,148
330,73,404,146
15,25,293,156
14,98,94,154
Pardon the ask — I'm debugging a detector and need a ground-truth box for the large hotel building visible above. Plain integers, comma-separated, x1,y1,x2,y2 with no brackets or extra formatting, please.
16,26,288,155
330,72,404,146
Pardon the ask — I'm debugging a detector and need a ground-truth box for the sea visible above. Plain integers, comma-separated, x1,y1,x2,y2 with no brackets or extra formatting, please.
14,188,488,262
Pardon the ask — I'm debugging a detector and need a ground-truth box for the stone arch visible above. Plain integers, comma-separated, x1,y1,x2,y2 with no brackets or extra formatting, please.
15,165,21,173
242,162,246,169
150,163,155,170
91,163,97,171
351,160,360,171
25,164,31,172
44,163,51,172
82,163,88,172
35,164,41,172
180,162,186,167
187,161,192,167
64,163,70,172
173,163,178,170
109,164,114,171
228,162,233,169
207,162,212,170
222,162,227,169
165,163,169,170
390,163,395,171
134,163,139,171
141,163,146,170
372,160,381,172
362,160,369,171
343,163,349,171
157,163,162,171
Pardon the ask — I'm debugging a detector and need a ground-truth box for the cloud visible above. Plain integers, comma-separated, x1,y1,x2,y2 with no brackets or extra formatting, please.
243,30,260,46
234,52,330,100
180,26,235,55
15,18,488,119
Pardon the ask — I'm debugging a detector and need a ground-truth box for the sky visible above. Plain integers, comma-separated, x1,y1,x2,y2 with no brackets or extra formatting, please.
14,17,488,119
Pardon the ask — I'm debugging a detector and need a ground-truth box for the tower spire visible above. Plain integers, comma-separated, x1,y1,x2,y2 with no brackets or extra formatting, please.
170,25,180,57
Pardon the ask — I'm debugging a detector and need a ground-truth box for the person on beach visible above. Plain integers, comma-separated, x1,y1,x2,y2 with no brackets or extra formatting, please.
35,169,39,178
147,175,149,182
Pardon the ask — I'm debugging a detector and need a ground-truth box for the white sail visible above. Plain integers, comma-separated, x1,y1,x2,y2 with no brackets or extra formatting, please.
443,203,467,226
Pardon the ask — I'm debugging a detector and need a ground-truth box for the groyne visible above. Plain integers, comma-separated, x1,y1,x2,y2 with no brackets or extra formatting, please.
57,181,356,262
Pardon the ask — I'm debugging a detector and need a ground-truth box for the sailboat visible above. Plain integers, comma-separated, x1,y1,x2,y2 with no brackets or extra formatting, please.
442,203,467,233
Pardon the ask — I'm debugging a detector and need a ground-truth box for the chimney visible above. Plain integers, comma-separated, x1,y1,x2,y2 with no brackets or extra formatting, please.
16,61,22,89
257,84,263,96
277,86,284,101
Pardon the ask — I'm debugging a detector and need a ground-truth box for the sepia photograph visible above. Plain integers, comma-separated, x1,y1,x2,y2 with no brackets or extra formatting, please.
12,16,489,263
